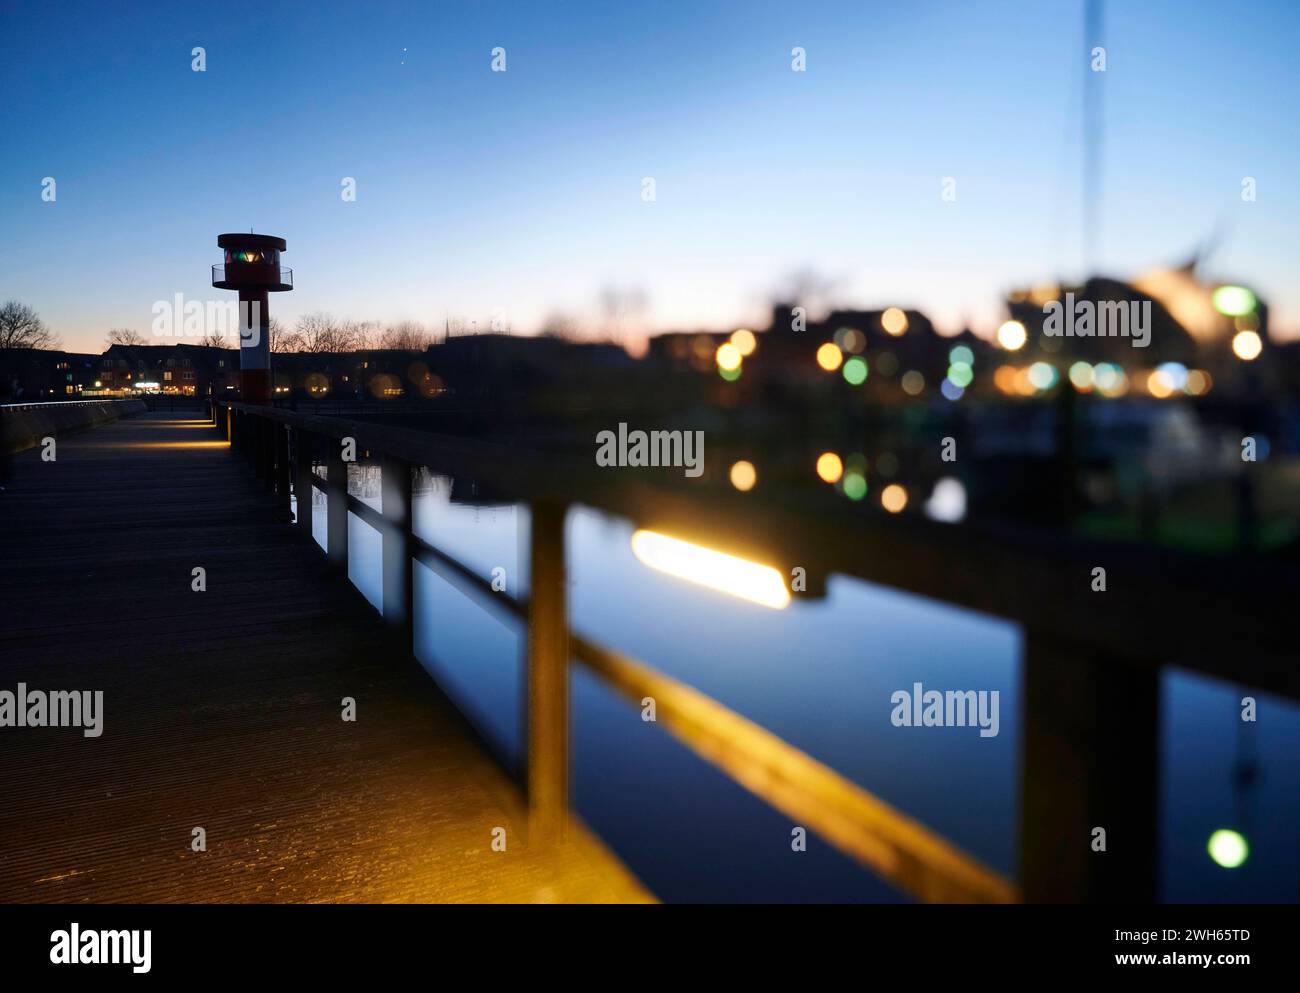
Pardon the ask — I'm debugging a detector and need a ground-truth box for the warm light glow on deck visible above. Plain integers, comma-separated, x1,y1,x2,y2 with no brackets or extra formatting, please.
133,420,218,428
631,530,790,609
99,440,231,450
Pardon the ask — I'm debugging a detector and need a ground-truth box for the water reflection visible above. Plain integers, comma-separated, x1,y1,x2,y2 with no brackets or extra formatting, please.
321,472,1299,902
630,529,790,609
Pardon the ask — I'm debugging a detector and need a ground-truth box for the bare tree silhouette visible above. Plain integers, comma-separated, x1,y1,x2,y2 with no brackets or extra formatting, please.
105,328,147,347
379,320,433,351
0,301,60,350
281,312,370,353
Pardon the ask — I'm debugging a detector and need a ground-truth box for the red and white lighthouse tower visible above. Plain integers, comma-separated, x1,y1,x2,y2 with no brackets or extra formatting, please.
212,233,292,405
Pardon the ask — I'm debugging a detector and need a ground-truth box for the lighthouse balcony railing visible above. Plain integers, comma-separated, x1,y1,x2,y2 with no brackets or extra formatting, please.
211,263,293,288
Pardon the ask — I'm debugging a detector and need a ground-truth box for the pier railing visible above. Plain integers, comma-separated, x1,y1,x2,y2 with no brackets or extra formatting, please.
214,398,1297,903
217,399,1016,903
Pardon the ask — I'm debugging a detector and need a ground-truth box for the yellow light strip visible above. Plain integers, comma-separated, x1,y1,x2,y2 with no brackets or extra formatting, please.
630,529,791,610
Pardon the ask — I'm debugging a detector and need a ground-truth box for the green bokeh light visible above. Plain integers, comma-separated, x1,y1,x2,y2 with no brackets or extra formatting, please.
1212,286,1257,317
1068,360,1094,390
1028,361,1057,390
949,345,974,366
1207,829,1249,869
843,356,868,385
843,471,868,500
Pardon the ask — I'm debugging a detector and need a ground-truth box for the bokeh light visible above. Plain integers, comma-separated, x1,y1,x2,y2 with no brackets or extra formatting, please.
881,307,908,336
1027,362,1057,391
1157,362,1188,392
994,365,1018,394
881,483,907,513
1093,363,1128,398
816,452,844,484
925,477,967,522
901,370,925,395
843,356,868,385
729,460,757,491
1147,369,1175,399
843,471,867,501
729,328,757,357
1013,367,1035,396
1068,361,1094,392
1232,329,1262,361
1212,286,1257,317
716,342,742,371
1207,829,1249,869
996,320,1027,351
816,342,843,371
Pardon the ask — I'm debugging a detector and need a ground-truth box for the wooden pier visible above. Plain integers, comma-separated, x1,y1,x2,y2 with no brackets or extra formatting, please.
0,411,649,902
5,399,1292,904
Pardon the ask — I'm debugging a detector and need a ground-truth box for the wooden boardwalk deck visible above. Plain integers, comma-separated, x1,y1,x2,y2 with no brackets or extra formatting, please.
0,410,650,903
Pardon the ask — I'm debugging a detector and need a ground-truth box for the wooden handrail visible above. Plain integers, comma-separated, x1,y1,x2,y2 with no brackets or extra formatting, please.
575,636,1017,904
220,400,1245,903
406,515,1017,902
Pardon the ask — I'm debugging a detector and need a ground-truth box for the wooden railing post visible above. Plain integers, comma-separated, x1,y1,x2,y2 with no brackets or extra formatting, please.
259,418,275,488
245,413,257,469
248,414,259,471
293,428,314,539
1019,633,1159,902
274,422,290,511
380,455,414,645
326,435,349,569
526,499,570,844
253,416,265,475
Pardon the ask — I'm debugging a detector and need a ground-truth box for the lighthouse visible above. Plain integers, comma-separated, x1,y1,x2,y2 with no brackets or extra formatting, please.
212,233,292,404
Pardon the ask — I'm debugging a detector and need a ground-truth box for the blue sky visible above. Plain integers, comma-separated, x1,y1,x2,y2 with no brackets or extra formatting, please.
2,0,1298,352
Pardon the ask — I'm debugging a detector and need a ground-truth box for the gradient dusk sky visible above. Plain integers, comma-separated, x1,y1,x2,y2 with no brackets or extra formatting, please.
2,0,1298,353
